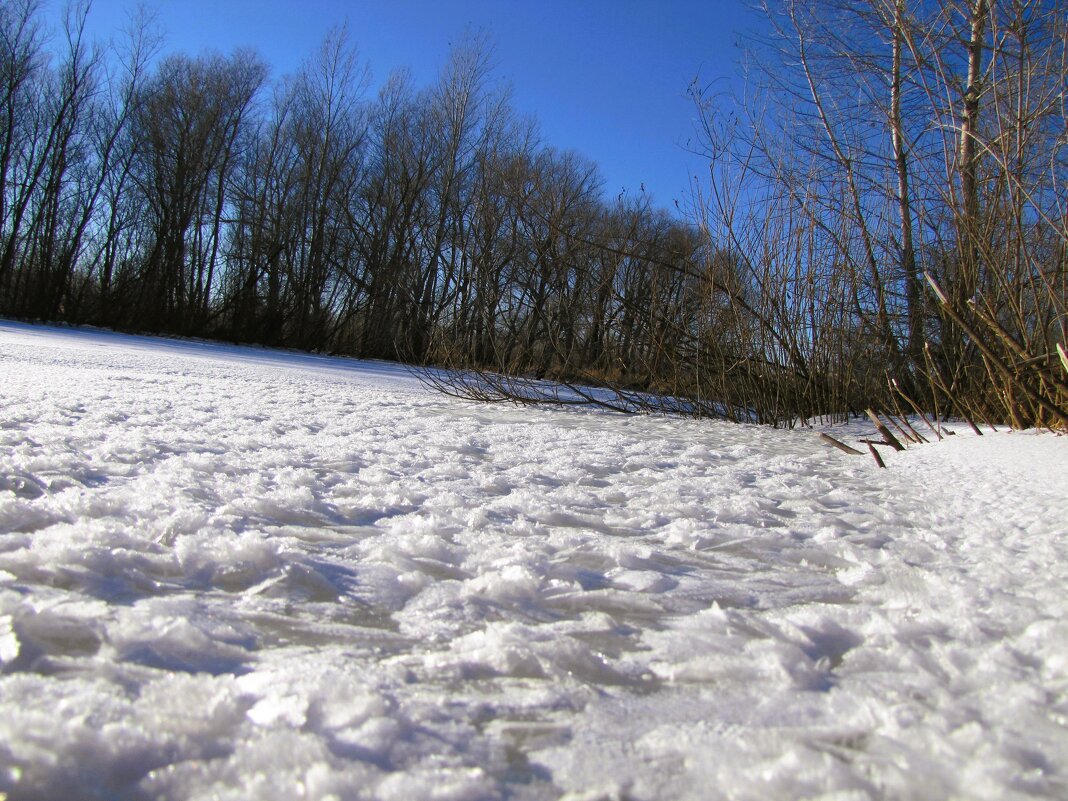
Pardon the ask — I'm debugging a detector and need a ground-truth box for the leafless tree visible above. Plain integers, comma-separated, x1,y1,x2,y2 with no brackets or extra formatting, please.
129,49,265,332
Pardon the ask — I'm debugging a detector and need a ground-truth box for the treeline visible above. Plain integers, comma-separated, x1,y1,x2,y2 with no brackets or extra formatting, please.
3,0,1066,428
685,0,1068,427
0,0,705,380
438,0,1068,428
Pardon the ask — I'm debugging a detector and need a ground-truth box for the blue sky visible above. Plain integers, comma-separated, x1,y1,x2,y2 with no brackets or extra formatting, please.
57,0,760,212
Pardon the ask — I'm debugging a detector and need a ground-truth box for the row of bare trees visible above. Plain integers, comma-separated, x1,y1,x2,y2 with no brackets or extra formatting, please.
413,0,1068,429
0,1,705,384
674,0,1067,427
3,0,1065,428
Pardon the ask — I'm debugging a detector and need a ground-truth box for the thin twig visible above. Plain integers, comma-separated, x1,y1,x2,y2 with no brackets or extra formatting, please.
892,378,943,441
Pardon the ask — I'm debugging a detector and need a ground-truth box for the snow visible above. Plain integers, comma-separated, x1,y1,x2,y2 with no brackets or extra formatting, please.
0,319,1066,801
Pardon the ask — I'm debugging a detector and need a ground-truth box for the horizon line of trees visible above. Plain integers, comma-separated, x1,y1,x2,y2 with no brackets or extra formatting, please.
429,0,1068,430
0,0,705,382
3,0,1066,429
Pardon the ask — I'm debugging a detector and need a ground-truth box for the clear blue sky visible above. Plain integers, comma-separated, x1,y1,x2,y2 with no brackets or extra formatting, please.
54,0,761,212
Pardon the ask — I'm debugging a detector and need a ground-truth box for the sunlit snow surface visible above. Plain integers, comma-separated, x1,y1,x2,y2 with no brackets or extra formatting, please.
1,321,1066,801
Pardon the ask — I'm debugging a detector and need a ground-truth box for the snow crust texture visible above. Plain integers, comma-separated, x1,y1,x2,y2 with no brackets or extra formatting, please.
1,321,1066,801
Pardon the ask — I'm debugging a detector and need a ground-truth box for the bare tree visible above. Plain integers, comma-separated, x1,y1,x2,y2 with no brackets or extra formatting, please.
130,49,265,332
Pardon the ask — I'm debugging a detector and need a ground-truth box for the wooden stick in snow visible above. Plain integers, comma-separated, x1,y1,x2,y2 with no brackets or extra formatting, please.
891,378,943,441
868,442,886,468
886,410,921,444
865,409,905,451
819,433,863,455
885,379,928,443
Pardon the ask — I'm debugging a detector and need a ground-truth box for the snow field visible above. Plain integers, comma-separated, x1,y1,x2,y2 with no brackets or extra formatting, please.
0,321,1066,800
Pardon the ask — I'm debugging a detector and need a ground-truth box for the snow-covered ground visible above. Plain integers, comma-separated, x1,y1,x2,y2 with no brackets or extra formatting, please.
0,320,1065,801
